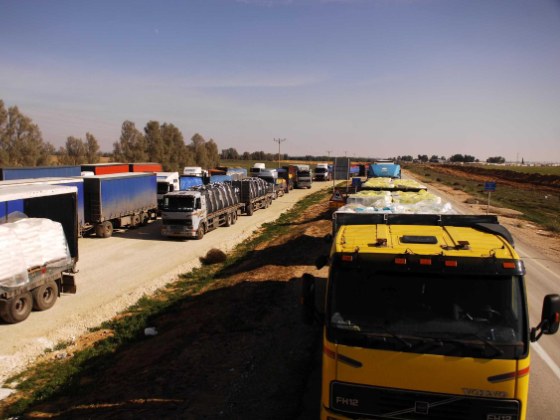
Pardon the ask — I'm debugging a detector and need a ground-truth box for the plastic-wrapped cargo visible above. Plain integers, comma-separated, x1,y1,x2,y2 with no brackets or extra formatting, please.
0,225,29,287
0,218,71,288
233,177,269,201
340,190,455,215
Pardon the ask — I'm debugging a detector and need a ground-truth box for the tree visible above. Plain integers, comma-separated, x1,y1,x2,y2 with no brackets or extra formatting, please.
145,121,164,164
449,154,465,163
221,147,239,160
417,154,429,163
58,136,86,164
161,123,194,171
400,155,413,162
113,120,147,162
85,132,101,163
486,156,505,164
0,100,52,166
205,139,220,169
429,155,440,163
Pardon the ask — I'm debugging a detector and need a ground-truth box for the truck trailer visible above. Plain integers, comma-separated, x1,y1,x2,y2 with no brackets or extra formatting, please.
83,173,158,238
0,184,78,323
302,212,559,420
81,163,129,175
160,182,244,239
232,177,275,215
0,166,81,180
368,160,401,178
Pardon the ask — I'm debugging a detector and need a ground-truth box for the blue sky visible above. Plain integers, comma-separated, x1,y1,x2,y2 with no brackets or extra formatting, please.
1,0,559,162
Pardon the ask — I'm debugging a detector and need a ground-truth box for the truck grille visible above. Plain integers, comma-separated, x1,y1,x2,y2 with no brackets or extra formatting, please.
330,382,520,419
162,219,190,227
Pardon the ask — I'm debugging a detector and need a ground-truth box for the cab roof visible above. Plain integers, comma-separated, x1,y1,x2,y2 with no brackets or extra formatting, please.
336,223,519,260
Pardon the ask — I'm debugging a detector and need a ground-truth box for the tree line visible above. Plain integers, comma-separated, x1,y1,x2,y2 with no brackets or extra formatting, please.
2,99,511,170
0,99,220,171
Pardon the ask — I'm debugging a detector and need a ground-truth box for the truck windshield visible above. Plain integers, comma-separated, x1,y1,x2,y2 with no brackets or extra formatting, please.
162,196,195,211
327,266,527,359
157,183,170,195
315,168,327,174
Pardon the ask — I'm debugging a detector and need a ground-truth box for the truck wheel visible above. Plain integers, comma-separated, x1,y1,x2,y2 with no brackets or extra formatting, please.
224,212,232,227
32,280,58,311
231,211,237,224
264,198,269,208
97,221,113,238
140,212,149,226
196,225,205,240
246,203,254,216
0,292,33,324
130,214,141,228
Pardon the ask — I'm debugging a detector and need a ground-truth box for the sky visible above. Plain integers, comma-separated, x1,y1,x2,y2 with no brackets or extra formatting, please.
1,0,559,162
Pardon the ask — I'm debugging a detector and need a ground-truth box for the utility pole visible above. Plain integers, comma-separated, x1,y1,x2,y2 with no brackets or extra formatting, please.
273,138,286,168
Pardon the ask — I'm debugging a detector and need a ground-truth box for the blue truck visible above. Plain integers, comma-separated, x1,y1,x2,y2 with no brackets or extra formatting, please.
83,172,158,238
0,166,82,180
0,184,78,323
367,160,401,178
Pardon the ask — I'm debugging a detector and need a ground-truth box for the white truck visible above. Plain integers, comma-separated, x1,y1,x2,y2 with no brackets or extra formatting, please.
295,164,313,188
156,172,180,210
314,162,331,181
160,182,244,239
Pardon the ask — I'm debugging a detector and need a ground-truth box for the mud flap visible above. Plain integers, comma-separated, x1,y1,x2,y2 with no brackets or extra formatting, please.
61,273,77,294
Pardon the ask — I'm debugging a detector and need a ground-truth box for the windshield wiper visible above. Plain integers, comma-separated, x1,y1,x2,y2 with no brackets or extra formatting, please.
452,332,504,356
359,325,413,349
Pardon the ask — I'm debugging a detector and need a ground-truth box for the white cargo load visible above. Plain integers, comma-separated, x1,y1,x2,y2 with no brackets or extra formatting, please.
0,218,71,288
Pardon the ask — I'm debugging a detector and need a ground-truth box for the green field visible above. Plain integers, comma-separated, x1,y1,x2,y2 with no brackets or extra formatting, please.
472,164,560,176
404,164,560,233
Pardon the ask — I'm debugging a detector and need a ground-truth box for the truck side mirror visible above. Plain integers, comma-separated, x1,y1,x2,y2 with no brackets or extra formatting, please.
530,294,560,342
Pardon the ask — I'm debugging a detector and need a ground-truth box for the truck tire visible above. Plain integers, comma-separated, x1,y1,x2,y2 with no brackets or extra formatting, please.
231,211,237,224
140,212,149,226
196,225,205,240
130,214,141,228
0,292,33,324
224,212,232,227
246,203,254,216
32,279,58,311
96,221,113,238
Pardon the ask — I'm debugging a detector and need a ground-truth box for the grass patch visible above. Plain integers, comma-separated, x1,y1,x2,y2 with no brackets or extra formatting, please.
1,189,329,418
405,164,560,231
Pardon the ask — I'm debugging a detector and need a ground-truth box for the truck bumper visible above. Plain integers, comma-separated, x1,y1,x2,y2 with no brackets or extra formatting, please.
161,226,196,238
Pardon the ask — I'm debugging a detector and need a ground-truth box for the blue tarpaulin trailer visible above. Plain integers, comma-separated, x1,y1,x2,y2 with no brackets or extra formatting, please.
0,166,81,180
83,173,157,238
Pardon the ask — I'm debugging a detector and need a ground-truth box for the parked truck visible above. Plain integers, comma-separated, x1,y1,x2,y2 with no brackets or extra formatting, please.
156,172,180,210
368,159,401,178
160,182,244,239
314,162,331,181
0,165,81,180
83,173,158,238
81,163,130,175
0,177,87,235
279,166,296,191
129,162,163,172
294,164,313,188
302,212,559,420
232,177,275,215
0,184,78,323
252,168,287,198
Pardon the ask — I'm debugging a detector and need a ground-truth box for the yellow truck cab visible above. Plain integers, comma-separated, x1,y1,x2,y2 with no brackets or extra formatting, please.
303,213,559,420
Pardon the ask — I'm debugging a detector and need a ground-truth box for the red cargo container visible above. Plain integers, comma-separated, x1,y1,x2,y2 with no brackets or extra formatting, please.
129,163,163,172
81,163,129,175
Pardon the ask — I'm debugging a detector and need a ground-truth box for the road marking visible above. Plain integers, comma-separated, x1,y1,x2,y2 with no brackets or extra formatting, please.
516,246,560,280
532,342,560,382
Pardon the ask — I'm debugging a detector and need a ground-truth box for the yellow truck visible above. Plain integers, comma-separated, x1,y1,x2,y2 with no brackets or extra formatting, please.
303,213,559,420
